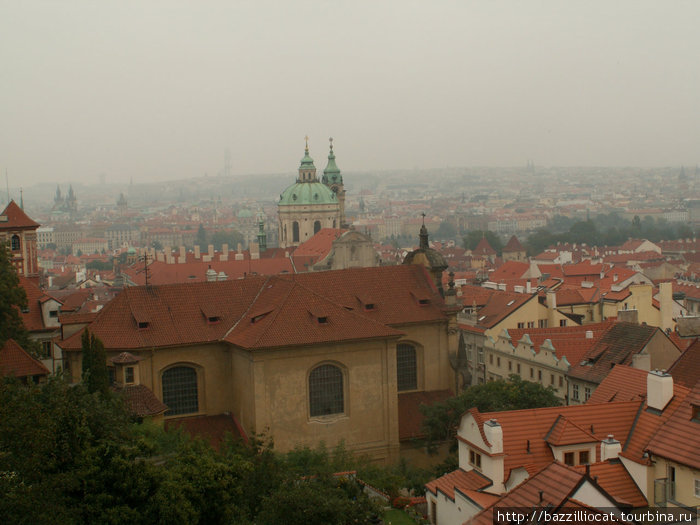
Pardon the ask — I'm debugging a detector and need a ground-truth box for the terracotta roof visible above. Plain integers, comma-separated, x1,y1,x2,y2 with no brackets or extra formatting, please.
465,462,586,525
292,228,347,261
0,339,50,378
165,413,247,449
473,237,496,256
567,323,660,384
503,235,525,253
58,265,445,352
113,384,168,417
18,276,57,332
573,462,647,508
646,381,700,469
545,416,598,446
562,261,603,277
398,389,453,441
459,288,534,329
471,402,641,477
587,366,648,403
505,320,613,366
425,468,492,501
667,339,700,389
0,200,40,229
488,261,529,281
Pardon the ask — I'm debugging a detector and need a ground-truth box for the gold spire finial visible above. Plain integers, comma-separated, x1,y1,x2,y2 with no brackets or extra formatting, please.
304,135,309,151
329,136,334,152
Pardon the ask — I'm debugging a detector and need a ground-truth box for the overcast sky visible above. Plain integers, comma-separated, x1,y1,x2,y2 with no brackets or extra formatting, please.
2,0,699,186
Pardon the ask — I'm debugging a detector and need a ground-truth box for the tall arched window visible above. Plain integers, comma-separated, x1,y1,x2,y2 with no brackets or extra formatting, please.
293,221,300,243
162,366,198,416
314,220,321,234
10,234,20,251
397,343,417,391
309,364,344,417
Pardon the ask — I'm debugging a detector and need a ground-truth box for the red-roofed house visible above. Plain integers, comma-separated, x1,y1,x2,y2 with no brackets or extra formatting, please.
426,367,693,523
502,236,526,262
56,264,460,463
0,338,50,383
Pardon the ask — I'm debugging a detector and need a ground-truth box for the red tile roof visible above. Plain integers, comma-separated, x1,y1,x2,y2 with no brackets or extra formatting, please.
573,462,647,508
545,416,598,446
58,265,446,352
503,236,525,253
18,276,57,332
164,413,248,449
465,462,586,525
473,237,496,256
646,381,700,469
0,200,40,229
292,228,347,262
0,339,49,378
567,323,660,384
587,366,648,403
472,401,641,477
667,339,700,389
114,384,168,417
398,389,453,441
425,468,492,501
488,261,529,281
459,288,534,329
110,352,142,364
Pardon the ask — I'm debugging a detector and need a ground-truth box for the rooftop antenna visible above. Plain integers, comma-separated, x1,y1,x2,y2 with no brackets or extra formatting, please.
139,252,153,287
20,188,24,209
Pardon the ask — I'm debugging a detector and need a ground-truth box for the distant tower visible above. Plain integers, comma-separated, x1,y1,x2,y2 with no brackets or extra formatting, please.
322,137,346,227
66,185,77,215
53,185,64,210
117,192,128,216
0,200,40,278
257,212,267,253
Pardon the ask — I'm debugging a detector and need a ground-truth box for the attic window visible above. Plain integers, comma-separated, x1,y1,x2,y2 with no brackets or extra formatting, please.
418,299,430,305
137,321,149,329
317,316,328,324
251,313,269,324
506,300,515,306
21,306,30,313
364,303,375,311
207,316,221,324
692,404,700,423
478,315,486,321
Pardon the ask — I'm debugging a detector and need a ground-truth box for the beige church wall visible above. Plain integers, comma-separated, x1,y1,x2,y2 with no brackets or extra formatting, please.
245,338,400,463
395,321,453,393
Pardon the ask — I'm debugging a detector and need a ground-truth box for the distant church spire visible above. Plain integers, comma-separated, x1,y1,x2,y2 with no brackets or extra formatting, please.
419,212,429,249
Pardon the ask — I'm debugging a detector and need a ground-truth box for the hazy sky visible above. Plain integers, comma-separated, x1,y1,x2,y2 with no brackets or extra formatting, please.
2,0,699,186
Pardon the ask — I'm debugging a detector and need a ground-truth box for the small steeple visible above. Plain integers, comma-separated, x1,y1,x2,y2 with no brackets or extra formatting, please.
419,212,429,249
298,136,317,182
257,211,267,252
323,136,342,185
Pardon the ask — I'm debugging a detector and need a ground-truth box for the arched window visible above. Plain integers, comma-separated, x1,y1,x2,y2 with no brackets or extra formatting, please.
283,224,287,242
292,221,300,243
397,343,417,391
314,220,321,234
162,366,198,416
10,234,20,251
309,364,344,417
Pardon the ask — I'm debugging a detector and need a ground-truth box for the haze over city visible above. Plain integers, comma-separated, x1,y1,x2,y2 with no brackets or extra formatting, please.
2,0,699,187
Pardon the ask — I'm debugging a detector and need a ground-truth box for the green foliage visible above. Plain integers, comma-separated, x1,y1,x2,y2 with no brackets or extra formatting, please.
196,223,207,247
420,375,561,452
81,330,110,396
256,477,380,525
86,260,113,271
0,245,39,355
526,214,695,255
434,221,457,241
209,229,245,251
463,230,503,255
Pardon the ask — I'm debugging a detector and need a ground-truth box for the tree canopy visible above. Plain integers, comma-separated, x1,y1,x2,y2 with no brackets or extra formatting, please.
420,375,561,452
463,230,503,255
0,245,38,354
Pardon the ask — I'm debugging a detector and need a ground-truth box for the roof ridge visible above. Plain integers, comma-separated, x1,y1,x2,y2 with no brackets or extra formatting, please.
223,275,275,342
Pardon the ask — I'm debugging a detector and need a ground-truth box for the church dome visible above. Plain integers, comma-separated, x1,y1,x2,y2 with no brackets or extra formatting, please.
279,181,337,206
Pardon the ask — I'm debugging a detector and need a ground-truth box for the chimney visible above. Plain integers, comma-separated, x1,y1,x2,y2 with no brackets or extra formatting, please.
526,280,532,294
194,245,201,259
613,274,618,282
250,241,260,260
498,283,506,291
217,271,227,281
658,282,673,332
585,330,593,339
514,285,524,294
601,434,621,461
208,244,214,258
483,419,503,454
647,370,673,411
547,290,557,309
205,266,217,282
179,245,186,259
222,243,229,258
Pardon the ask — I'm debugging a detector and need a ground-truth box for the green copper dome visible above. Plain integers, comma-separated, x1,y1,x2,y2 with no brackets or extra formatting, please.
279,181,337,206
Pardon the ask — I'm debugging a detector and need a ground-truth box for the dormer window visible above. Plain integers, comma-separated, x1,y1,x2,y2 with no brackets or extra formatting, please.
137,321,149,329
692,404,700,423
21,306,30,313
418,299,430,305
125,366,135,384
317,316,328,324
364,303,375,311
207,316,220,324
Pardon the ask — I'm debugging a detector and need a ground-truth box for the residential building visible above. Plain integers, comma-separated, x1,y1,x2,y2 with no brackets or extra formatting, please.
0,200,39,279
